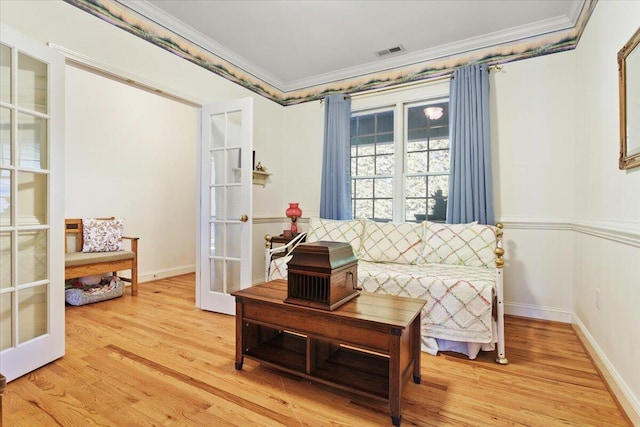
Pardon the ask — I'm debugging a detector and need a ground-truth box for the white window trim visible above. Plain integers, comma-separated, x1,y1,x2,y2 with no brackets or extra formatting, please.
351,82,450,222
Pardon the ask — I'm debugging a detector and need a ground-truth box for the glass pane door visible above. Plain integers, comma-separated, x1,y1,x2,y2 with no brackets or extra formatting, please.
0,24,64,382
197,98,252,314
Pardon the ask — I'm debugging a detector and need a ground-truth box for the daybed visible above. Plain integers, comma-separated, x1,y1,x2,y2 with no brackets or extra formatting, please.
265,217,507,364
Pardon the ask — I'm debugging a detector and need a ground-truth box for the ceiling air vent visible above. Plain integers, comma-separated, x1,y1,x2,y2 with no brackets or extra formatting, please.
375,45,405,58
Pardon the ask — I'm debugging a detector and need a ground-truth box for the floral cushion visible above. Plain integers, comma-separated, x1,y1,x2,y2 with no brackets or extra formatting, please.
305,217,364,256
422,222,497,268
360,220,424,264
82,218,124,253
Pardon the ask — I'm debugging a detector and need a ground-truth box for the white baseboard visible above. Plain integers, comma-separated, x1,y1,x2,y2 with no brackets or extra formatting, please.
244,288,573,323
505,302,572,323
573,314,640,426
139,265,196,283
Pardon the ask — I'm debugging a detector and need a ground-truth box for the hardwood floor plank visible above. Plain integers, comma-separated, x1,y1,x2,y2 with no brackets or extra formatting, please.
3,274,632,426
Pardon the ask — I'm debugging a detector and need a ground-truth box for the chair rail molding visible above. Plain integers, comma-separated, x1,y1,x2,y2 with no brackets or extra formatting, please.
499,217,640,248
252,216,310,225
498,217,573,231
572,218,640,248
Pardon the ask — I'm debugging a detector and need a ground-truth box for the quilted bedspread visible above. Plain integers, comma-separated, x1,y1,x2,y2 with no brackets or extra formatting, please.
357,261,495,343
269,257,496,343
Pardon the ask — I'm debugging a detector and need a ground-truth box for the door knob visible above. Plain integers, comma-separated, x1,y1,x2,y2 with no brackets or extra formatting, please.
240,214,248,222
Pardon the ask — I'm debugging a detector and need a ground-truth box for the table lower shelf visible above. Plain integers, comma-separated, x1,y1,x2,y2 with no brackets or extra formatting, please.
244,331,390,401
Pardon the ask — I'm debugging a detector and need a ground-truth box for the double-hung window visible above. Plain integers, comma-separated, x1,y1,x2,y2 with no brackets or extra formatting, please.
350,99,450,223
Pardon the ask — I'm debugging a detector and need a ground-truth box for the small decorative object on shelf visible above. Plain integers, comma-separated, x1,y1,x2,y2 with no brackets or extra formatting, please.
285,202,302,235
252,161,271,187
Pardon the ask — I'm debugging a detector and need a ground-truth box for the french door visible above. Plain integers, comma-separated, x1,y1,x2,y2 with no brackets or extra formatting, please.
196,98,253,314
0,25,65,381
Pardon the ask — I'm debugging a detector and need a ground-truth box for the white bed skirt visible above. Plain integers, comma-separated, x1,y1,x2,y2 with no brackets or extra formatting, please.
422,320,498,359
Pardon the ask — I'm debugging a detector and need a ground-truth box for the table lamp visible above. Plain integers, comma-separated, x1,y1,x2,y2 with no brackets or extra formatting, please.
285,203,302,235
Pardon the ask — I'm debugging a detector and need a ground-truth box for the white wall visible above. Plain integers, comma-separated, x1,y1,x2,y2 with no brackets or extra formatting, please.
491,51,577,321
65,65,197,280
573,1,640,421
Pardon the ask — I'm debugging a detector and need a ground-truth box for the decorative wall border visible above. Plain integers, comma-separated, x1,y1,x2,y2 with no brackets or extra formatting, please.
63,0,597,106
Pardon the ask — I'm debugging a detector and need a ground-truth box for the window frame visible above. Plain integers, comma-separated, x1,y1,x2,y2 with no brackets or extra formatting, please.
402,98,450,223
349,83,450,223
350,106,396,222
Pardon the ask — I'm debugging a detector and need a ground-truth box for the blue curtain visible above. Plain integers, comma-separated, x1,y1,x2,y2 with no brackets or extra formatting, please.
320,94,352,219
446,64,495,225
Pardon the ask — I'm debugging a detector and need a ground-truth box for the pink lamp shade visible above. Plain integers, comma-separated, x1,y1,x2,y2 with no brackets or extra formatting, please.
285,203,302,234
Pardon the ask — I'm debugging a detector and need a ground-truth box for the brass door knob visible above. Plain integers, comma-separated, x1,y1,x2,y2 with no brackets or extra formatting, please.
240,214,249,222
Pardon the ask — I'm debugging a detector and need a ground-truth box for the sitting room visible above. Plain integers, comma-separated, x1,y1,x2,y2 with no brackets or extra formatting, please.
0,0,638,425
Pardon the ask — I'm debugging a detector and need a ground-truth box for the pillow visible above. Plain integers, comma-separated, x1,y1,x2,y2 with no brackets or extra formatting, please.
422,221,497,267
82,218,124,253
360,220,424,264
305,217,364,256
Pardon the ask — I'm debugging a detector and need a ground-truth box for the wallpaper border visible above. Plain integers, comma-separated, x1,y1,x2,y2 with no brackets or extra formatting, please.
63,0,597,106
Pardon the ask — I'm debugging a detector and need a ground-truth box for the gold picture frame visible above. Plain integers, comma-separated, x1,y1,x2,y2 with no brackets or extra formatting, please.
618,27,640,170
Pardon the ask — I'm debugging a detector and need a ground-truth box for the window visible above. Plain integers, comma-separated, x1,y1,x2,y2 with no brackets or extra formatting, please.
350,100,449,223
350,110,394,221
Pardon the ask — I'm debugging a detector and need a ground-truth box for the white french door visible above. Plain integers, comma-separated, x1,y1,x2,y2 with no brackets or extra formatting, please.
196,98,253,314
0,25,65,382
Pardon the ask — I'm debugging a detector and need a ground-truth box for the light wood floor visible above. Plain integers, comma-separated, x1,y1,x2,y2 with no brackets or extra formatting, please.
4,274,631,426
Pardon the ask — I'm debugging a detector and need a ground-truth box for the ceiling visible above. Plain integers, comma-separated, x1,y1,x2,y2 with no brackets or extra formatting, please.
68,0,592,104
123,0,586,92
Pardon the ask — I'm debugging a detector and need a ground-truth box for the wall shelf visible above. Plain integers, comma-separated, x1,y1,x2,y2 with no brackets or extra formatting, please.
253,170,271,187
232,168,272,187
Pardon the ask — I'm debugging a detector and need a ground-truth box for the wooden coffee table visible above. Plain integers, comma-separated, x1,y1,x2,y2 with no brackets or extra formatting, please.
232,280,426,426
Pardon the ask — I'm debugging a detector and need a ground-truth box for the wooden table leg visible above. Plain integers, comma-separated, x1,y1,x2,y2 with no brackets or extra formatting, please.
412,314,421,384
389,328,402,426
234,299,244,370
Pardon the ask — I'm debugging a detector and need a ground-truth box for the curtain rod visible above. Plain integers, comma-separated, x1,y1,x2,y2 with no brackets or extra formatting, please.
320,64,503,103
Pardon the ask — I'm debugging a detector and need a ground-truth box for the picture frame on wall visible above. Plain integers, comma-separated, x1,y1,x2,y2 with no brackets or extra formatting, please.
618,27,640,170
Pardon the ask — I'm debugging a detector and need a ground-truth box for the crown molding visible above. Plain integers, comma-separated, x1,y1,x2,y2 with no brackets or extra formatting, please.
284,13,579,92
116,0,288,91
567,0,587,24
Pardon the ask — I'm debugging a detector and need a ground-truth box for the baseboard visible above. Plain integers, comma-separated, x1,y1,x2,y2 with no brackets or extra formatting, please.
573,315,640,426
504,302,572,323
139,265,196,283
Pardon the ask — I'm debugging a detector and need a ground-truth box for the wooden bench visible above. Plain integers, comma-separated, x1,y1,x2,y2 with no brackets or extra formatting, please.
64,218,139,296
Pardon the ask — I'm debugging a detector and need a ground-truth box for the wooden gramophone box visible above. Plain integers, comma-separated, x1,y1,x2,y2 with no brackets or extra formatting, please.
285,241,359,310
